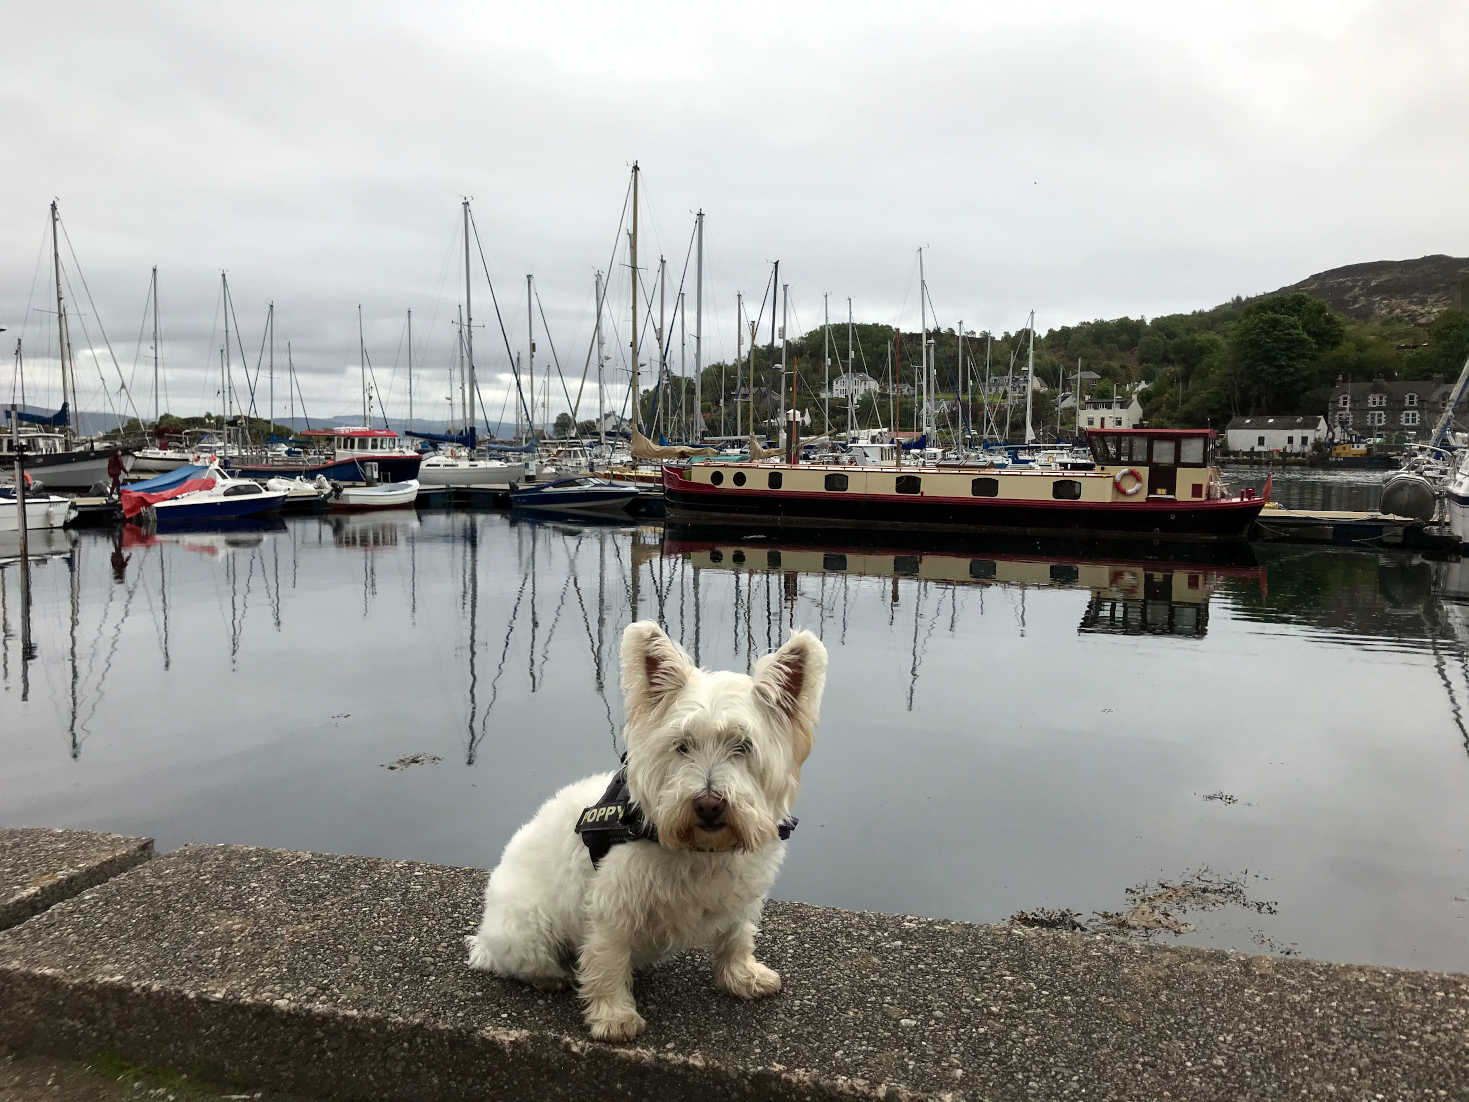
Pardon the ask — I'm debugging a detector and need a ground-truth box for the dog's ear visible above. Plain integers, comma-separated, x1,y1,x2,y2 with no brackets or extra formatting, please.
621,620,695,726
753,629,827,766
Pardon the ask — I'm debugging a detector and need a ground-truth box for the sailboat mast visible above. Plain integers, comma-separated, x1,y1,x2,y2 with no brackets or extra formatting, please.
358,305,367,425
658,255,667,438
267,301,275,435
679,291,687,441
629,162,640,435
735,292,743,438
957,320,964,445
407,308,413,432
918,247,927,441
526,274,534,439
288,341,296,429
823,294,830,434
847,297,854,439
780,281,789,455
151,266,160,426
1024,309,1036,444
50,201,76,438
222,273,231,455
594,269,606,448
694,209,703,440
463,199,477,440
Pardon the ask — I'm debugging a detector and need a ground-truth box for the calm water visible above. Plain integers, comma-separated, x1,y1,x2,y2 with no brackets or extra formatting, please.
2,471,1466,973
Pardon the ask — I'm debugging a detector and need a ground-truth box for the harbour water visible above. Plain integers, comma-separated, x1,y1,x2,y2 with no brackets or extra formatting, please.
1,469,1466,974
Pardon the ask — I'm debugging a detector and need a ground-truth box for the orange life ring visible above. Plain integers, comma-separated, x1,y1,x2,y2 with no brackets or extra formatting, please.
1114,467,1144,496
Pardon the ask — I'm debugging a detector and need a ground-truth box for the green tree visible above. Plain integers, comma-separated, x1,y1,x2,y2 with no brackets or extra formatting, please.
1232,312,1316,412
553,411,574,437
1409,309,1469,379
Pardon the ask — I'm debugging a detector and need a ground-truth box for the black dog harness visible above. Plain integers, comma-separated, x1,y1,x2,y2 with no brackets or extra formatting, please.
574,763,797,868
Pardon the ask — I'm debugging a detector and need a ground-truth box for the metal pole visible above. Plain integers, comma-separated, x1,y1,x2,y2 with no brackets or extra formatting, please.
658,255,667,439
679,291,687,441
527,273,534,439
780,281,789,457
595,270,606,450
823,293,830,434
694,209,703,439
630,162,640,435
1025,310,1036,445
463,199,476,437
407,308,413,432
735,292,743,437
151,266,160,425
268,302,274,435
10,403,27,572
358,304,367,425
50,202,76,439
918,248,927,442
847,297,854,440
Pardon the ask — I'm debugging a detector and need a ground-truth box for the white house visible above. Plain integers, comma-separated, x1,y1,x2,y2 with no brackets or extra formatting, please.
825,371,880,400
595,411,632,435
1224,415,1328,454
1078,393,1145,431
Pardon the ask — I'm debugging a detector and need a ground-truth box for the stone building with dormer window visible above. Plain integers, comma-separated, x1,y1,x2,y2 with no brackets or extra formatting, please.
1328,377,1456,443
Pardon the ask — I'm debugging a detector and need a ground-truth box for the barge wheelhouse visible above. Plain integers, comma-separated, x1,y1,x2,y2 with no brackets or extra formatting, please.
226,427,422,484
662,428,1265,543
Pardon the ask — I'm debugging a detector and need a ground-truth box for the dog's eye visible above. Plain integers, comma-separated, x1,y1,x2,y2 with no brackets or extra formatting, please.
675,740,692,756
731,739,752,756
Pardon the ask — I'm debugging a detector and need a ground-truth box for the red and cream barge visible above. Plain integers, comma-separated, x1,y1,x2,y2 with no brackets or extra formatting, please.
662,428,1266,543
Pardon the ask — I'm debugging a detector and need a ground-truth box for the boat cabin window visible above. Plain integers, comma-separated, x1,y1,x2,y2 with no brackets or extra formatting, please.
969,559,997,580
1052,479,1083,500
710,470,724,485
766,550,782,568
733,471,747,486
971,477,999,497
825,473,849,492
767,471,782,489
1050,563,1080,584
894,555,919,576
1179,437,1205,465
709,549,723,562
1152,439,1176,465
823,553,847,571
895,475,921,495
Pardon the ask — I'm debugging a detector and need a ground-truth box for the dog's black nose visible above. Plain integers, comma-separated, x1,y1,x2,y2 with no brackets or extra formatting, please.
693,793,726,828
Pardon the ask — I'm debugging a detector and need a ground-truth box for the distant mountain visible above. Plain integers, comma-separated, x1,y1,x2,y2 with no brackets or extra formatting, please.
1277,254,1469,325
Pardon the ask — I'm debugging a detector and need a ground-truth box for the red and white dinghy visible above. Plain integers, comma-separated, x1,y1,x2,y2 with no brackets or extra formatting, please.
663,429,1266,544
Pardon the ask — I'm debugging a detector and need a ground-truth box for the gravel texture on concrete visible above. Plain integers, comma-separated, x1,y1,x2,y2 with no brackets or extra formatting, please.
0,827,153,932
0,843,1464,1101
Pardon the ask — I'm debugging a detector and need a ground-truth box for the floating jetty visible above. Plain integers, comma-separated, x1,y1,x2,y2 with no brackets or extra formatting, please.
1251,506,1460,550
2,827,1465,1101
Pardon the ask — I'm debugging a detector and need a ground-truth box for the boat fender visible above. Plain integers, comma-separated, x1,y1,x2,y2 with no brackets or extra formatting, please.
1113,467,1144,496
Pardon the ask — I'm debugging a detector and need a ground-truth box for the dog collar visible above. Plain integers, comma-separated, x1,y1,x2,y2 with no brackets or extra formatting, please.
574,764,797,868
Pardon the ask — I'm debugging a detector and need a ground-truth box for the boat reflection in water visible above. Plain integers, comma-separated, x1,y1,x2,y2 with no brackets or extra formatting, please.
662,536,1263,641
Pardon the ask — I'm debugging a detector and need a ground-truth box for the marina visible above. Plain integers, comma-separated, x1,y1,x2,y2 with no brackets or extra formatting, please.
2,464,1466,976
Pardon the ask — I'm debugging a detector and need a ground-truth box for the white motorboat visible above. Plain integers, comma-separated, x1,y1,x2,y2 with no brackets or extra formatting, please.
418,453,526,488
325,478,420,511
124,466,288,526
0,487,77,532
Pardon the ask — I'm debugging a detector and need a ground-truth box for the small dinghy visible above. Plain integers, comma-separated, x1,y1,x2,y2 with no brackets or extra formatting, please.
509,476,639,517
325,478,420,512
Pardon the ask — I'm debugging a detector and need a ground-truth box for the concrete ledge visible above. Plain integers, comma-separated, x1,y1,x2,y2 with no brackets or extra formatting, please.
0,827,153,931
0,843,1465,1100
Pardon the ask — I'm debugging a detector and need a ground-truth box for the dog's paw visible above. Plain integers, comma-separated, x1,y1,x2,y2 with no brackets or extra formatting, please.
585,1003,646,1042
716,958,782,999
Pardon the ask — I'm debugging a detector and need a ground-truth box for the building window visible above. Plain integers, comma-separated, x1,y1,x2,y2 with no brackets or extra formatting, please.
710,470,724,485
1257,435,1265,446
971,477,999,497
1367,410,1387,428
895,475,921,495
1404,393,1418,407
1085,416,1094,427
1113,417,1123,427
1052,479,1083,500
767,471,782,489
1336,411,1352,426
824,473,848,492
1402,410,1420,426
1286,436,1294,446
1367,393,1385,408
1337,394,1350,408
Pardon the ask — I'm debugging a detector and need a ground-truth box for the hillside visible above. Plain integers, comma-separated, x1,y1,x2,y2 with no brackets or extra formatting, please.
1279,255,1469,325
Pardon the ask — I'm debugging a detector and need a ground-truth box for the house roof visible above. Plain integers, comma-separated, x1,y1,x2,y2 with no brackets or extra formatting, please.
1225,415,1326,430
1332,380,1450,399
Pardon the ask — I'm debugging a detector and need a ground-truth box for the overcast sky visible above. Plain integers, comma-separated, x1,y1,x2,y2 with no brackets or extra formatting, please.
3,0,1466,429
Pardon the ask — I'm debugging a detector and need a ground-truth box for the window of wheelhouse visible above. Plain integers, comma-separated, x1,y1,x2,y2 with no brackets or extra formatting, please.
1179,437,1205,465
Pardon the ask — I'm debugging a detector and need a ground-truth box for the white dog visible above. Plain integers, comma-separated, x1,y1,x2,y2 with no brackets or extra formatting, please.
467,619,827,1041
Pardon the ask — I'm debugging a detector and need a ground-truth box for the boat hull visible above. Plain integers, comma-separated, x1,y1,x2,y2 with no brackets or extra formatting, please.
227,454,422,484
19,449,135,491
0,495,76,532
149,492,287,524
510,486,639,517
663,467,1264,542
418,460,526,487
327,480,420,511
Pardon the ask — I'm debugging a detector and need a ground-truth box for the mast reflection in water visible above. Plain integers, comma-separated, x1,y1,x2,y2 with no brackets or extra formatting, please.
0,507,1466,975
